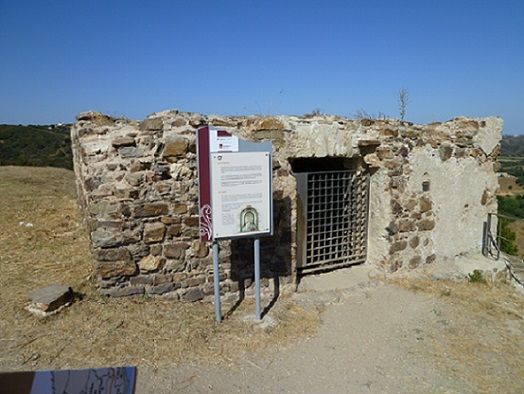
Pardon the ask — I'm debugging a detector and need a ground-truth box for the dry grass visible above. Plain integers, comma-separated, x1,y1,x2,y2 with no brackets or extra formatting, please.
390,277,524,393
497,176,524,196
0,166,320,371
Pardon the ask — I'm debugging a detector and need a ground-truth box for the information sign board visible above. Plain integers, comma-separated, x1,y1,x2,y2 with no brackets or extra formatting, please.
210,152,271,239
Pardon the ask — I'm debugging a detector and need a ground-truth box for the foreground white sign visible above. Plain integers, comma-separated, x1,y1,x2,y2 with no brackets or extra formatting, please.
210,151,272,239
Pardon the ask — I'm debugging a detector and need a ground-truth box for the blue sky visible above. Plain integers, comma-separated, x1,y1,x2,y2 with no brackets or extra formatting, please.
0,0,523,133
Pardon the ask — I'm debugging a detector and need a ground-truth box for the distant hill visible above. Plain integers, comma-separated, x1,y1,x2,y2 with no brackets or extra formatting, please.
501,135,524,157
0,124,73,169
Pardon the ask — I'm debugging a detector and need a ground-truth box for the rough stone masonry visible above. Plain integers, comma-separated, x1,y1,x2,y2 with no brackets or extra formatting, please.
71,110,502,300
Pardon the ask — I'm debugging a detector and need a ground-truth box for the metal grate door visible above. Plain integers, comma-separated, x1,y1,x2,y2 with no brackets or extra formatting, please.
296,169,369,273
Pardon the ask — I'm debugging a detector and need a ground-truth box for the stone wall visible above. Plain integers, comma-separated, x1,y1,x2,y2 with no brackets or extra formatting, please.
71,110,502,298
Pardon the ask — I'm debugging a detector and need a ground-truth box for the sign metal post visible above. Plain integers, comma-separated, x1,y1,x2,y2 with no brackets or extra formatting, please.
254,238,261,321
212,241,221,322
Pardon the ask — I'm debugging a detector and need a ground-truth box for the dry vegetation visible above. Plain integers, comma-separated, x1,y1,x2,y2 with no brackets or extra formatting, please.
390,277,524,393
497,175,524,196
0,166,319,371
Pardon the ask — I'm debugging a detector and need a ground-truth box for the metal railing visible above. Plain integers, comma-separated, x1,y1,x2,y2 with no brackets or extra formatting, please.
483,212,524,259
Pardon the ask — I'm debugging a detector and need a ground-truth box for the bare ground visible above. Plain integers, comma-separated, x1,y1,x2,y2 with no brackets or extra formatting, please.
1,166,524,393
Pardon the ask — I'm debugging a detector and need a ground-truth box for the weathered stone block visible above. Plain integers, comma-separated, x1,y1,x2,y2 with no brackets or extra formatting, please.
405,199,417,211
408,255,421,269
389,240,407,254
160,216,180,225
139,117,163,131
93,247,131,262
398,219,416,233
163,136,188,159
386,222,399,235
409,236,420,249
439,145,453,161
101,286,144,297
173,203,188,214
127,243,150,259
96,260,137,278
91,229,124,248
119,147,144,158
426,254,436,264
152,274,173,285
112,137,135,148
184,276,206,287
125,172,144,187
167,224,182,237
150,244,163,256
88,200,123,220
134,203,169,218
165,259,186,273
181,288,204,302
417,219,436,231
147,282,177,295
143,222,166,243
138,255,164,272
184,216,199,227
130,275,154,285
172,117,187,127
419,196,432,213
191,240,209,258
164,242,190,259
29,285,73,313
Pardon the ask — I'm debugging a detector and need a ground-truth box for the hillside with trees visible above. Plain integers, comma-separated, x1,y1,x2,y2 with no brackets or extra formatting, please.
0,124,73,169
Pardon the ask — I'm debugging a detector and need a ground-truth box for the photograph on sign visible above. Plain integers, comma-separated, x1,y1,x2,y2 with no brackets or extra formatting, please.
210,151,272,239
209,129,239,152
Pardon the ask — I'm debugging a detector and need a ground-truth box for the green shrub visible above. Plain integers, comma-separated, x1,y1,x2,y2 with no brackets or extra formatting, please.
498,217,518,255
468,270,487,284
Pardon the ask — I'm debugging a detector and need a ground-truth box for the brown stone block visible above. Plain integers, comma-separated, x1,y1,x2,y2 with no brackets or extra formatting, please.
426,254,436,264
389,240,407,254
409,235,420,249
408,255,421,269
139,117,163,131
419,196,432,213
398,219,416,233
379,127,398,138
134,203,169,218
143,222,166,243
112,136,135,148
138,255,164,272
183,216,199,227
173,203,188,214
96,260,137,278
164,242,190,259
163,136,189,158
167,224,182,237
417,219,436,231
191,240,209,258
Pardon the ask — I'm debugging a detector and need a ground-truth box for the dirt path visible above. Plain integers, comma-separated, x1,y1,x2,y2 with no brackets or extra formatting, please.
137,271,524,394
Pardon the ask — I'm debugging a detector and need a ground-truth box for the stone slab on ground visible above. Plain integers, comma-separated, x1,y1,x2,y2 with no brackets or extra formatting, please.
27,285,73,316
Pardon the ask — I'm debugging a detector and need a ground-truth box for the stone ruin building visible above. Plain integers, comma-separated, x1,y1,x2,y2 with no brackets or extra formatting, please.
71,110,502,300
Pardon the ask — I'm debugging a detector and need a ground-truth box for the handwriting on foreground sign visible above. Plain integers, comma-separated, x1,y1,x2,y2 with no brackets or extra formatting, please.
211,152,271,239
